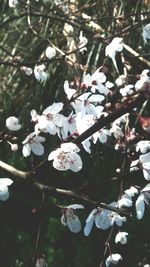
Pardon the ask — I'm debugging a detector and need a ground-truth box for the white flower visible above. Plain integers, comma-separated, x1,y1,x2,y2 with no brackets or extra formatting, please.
105,37,123,73
93,128,111,144
64,80,76,100
136,183,150,220
21,66,33,76
84,202,126,236
140,152,150,180
48,143,83,172
124,186,138,199
58,113,76,140
82,69,108,95
61,204,84,233
45,46,56,59
22,132,45,157
84,207,108,236
105,253,122,267
6,116,21,131
0,178,13,201
136,140,150,154
34,64,48,83
78,31,88,52
10,143,18,151
118,196,133,208
72,92,104,115
120,84,134,96
31,102,64,136
115,231,128,244
142,23,150,44
115,75,127,87
9,0,18,8
130,159,140,172
135,69,150,90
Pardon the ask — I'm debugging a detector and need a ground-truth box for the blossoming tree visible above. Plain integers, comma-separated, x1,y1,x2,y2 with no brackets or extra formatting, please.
0,0,150,266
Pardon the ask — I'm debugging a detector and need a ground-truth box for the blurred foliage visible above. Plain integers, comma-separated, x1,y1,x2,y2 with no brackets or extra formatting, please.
0,0,150,267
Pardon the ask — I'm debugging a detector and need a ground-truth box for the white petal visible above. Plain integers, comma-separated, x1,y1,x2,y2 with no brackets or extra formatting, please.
53,157,70,171
61,215,67,226
64,81,76,100
140,152,150,163
136,193,145,219
88,94,105,102
0,191,9,201
143,168,150,180
115,232,128,244
84,215,95,236
31,143,44,156
118,197,132,208
0,178,13,186
22,144,31,157
67,204,84,210
67,215,81,233
142,183,150,192
68,153,83,172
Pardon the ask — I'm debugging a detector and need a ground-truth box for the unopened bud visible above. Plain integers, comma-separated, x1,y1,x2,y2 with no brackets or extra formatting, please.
11,143,18,151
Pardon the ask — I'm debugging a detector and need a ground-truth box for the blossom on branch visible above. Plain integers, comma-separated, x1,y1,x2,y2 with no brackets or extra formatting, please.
115,231,128,244
6,116,21,131
45,46,56,59
34,64,48,83
78,31,88,52
136,183,150,220
22,132,45,157
31,102,64,136
84,202,126,236
105,253,122,267
105,37,123,73
0,178,13,201
61,204,84,233
9,0,18,8
48,143,83,172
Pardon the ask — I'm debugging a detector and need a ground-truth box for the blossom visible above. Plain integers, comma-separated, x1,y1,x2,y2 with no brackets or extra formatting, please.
57,113,76,140
64,80,76,100
115,75,127,87
93,128,111,144
48,143,83,172
6,116,21,131
61,204,84,233
78,31,88,52
120,84,134,96
72,92,104,115
124,186,138,199
136,183,150,220
82,69,109,95
105,37,123,73
45,46,56,59
9,0,18,8
105,253,122,267
22,132,45,157
140,152,150,180
84,202,126,236
115,231,128,244
142,23,150,44
136,140,150,154
135,69,150,90
118,196,133,208
21,66,33,76
31,102,64,135
34,64,48,83
0,178,13,201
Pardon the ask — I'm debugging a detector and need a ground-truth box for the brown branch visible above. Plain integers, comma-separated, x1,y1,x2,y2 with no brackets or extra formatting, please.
0,160,130,216
73,92,146,145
